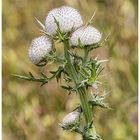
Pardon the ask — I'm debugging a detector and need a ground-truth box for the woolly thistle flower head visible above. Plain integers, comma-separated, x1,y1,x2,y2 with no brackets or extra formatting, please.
70,25,102,46
45,6,83,36
28,36,52,65
61,111,80,130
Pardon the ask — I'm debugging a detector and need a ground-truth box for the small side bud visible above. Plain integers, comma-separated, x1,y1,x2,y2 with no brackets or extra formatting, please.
92,82,98,90
60,110,81,130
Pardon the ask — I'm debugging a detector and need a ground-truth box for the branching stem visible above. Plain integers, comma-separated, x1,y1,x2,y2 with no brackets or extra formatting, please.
63,39,97,139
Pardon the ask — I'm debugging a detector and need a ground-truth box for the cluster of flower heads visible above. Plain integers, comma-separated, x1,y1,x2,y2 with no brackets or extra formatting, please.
28,6,102,65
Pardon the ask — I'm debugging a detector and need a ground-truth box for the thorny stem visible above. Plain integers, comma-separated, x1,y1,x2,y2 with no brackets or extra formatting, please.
63,39,97,139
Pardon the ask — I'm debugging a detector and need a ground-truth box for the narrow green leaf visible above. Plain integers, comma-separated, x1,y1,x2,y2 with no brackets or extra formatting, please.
11,74,32,81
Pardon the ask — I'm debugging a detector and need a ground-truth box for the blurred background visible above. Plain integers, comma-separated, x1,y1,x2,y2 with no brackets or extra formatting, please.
2,0,138,140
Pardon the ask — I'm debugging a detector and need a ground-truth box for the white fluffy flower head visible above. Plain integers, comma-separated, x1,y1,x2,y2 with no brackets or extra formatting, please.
45,6,83,35
28,36,52,65
62,111,80,129
70,25,102,46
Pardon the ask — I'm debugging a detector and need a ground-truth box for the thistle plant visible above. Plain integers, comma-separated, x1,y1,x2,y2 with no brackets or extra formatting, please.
14,6,110,140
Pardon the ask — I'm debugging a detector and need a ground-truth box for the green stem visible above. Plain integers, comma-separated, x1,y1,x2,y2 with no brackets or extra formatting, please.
63,39,97,139
83,48,89,64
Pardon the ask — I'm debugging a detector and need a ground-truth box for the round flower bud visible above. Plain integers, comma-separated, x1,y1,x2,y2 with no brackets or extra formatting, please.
62,111,80,129
45,6,83,36
28,36,52,65
92,82,98,90
70,25,102,46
